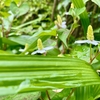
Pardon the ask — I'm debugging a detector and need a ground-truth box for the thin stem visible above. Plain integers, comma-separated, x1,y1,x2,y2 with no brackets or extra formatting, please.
89,51,100,64
46,90,51,100
61,43,66,54
67,23,76,43
51,0,58,21
89,44,92,63
66,88,76,100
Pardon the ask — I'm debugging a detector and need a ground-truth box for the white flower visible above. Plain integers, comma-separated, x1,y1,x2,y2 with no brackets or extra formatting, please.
52,89,63,93
75,25,100,46
31,46,53,55
61,22,66,28
54,15,66,29
31,39,53,55
75,40,99,45
54,21,66,29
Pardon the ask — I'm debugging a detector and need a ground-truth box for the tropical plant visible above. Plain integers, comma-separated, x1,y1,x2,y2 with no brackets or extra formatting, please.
0,0,100,100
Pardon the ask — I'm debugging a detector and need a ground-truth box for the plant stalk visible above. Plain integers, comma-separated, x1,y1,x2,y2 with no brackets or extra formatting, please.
90,51,100,64
46,90,51,100
89,44,92,63
66,88,76,100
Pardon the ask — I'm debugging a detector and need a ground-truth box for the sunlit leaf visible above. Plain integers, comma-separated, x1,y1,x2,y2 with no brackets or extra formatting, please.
0,11,10,18
2,18,11,31
38,29,56,36
2,37,19,45
72,0,90,35
16,2,29,18
92,85,100,99
0,56,99,96
10,2,18,15
75,86,93,100
4,0,12,6
74,85,100,100
58,29,70,47
57,0,71,10
0,50,13,55
22,29,56,53
91,0,100,7
69,7,85,17
10,2,29,18
8,35,31,45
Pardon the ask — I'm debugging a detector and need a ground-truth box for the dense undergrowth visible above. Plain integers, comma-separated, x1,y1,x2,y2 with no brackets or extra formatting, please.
0,0,100,100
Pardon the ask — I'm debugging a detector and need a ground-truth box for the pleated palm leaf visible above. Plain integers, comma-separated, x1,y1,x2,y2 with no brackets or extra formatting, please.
0,55,100,96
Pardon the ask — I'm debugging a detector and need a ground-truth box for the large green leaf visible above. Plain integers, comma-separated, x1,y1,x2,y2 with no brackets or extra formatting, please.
83,0,100,7
7,29,56,48
8,35,31,45
75,86,93,100
0,55,100,96
74,85,100,100
58,29,70,48
93,85,100,99
1,37,19,45
22,29,56,53
10,2,29,18
91,0,100,7
71,0,90,35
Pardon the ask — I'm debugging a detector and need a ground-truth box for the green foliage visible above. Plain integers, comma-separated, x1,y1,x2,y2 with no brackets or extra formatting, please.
72,0,90,34
0,0,100,100
57,29,70,47
91,0,100,7
10,2,30,18
0,55,100,96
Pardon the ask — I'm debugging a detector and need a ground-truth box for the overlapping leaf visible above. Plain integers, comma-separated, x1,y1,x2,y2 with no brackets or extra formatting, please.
72,0,90,34
0,56,100,96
